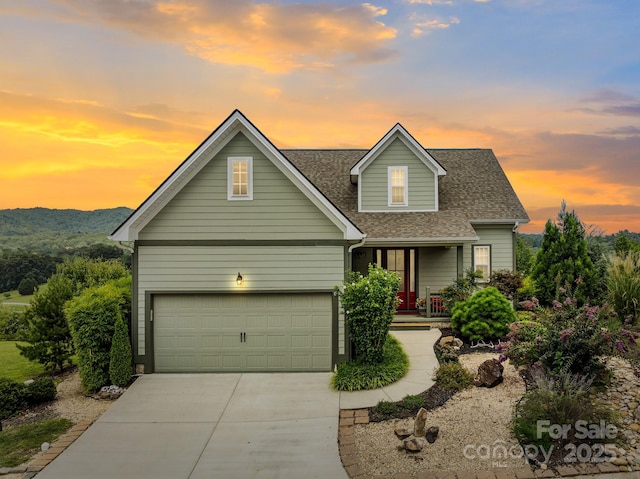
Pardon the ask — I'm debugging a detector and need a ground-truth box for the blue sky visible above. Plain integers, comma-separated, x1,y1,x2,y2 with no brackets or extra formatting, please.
1,0,639,233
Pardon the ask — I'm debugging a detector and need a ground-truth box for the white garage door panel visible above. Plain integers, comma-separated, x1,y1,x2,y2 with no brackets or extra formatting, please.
153,293,332,372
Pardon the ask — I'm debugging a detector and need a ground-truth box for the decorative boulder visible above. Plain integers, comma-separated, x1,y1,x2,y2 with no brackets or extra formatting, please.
473,358,504,388
425,426,439,444
440,336,463,350
414,407,428,437
394,428,413,439
403,437,426,452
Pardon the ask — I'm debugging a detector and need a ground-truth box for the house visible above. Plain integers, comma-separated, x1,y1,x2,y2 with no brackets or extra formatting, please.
109,110,529,374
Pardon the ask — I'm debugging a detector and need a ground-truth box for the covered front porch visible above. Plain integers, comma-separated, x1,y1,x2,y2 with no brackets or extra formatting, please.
352,245,462,323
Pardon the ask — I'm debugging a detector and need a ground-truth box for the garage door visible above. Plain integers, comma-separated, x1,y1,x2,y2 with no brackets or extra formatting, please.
153,293,332,372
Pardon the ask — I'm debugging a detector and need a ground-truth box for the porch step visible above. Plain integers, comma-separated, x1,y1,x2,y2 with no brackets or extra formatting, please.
390,321,431,331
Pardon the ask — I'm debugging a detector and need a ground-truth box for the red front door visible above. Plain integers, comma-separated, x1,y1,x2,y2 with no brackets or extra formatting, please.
376,249,416,311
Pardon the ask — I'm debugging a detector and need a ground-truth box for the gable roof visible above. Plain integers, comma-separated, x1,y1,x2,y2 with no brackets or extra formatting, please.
284,148,529,243
349,123,447,181
109,110,363,241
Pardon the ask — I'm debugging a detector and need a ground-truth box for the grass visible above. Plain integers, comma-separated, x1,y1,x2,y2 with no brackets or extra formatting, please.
0,284,47,306
0,419,73,468
0,289,35,307
432,362,475,391
331,334,409,391
0,341,46,382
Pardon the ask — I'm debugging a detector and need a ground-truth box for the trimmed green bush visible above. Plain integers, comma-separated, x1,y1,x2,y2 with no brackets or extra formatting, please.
0,378,27,423
67,277,131,392
433,362,475,391
335,265,400,364
24,377,56,406
109,316,132,387
451,287,515,341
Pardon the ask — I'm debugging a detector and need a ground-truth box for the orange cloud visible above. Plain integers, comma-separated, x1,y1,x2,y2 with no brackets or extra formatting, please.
0,90,206,208
50,0,398,73
411,15,460,37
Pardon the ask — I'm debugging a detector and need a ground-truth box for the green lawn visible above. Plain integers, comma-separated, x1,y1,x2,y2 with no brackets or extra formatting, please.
0,289,35,306
0,341,45,382
0,419,73,468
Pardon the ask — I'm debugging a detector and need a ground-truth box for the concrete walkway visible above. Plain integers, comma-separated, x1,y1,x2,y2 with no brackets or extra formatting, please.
340,328,441,409
32,329,441,479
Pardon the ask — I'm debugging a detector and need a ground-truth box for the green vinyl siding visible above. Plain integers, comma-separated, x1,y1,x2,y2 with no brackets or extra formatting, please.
360,138,436,211
463,226,515,277
417,247,458,293
135,244,345,356
139,132,343,241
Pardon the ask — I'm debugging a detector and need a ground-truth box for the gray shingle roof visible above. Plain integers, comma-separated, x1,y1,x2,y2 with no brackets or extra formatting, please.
283,148,529,242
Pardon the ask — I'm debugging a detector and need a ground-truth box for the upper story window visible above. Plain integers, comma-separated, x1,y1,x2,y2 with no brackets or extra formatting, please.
228,157,253,201
388,166,408,207
473,245,491,281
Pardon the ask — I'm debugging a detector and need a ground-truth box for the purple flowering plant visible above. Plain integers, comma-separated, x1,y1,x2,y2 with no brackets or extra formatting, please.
499,288,639,380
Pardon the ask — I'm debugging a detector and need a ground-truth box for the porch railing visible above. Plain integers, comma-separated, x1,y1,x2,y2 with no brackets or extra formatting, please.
422,287,448,318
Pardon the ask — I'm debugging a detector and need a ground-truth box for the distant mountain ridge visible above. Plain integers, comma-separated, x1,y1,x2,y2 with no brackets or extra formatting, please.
0,207,133,236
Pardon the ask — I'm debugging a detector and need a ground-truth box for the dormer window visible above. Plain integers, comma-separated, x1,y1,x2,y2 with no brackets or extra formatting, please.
388,166,408,207
228,157,253,200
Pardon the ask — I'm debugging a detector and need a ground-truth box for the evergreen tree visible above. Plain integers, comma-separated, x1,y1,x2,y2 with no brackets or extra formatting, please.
515,234,535,275
17,274,74,372
531,202,597,305
614,231,640,255
109,315,133,387
17,277,38,295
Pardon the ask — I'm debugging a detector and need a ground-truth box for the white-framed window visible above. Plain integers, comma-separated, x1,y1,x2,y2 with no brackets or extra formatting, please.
473,245,491,281
227,157,253,200
388,166,408,207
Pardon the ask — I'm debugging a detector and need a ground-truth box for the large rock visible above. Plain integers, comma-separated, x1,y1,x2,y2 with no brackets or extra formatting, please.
403,437,426,452
440,336,463,349
414,407,428,437
425,426,439,444
394,428,412,439
473,358,504,388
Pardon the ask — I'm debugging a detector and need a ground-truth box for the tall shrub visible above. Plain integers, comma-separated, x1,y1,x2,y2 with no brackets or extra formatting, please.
67,277,131,392
336,264,400,364
607,251,640,325
440,268,482,312
17,274,74,372
500,295,639,380
59,257,129,294
109,315,133,387
531,203,597,305
451,287,515,341
488,269,523,301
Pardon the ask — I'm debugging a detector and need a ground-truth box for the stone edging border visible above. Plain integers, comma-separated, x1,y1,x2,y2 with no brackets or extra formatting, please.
338,409,633,479
0,420,94,479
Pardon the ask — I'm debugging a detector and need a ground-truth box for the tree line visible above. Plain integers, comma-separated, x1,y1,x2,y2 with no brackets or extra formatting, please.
1,244,131,294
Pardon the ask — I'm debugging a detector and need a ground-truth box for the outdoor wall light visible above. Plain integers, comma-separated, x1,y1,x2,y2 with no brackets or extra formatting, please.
236,272,243,285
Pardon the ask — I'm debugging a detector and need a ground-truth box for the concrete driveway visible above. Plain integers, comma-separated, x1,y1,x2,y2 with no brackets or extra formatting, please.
36,373,347,479
35,329,441,479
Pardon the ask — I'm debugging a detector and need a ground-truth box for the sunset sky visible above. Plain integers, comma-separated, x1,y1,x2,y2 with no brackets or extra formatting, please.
1,0,639,234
